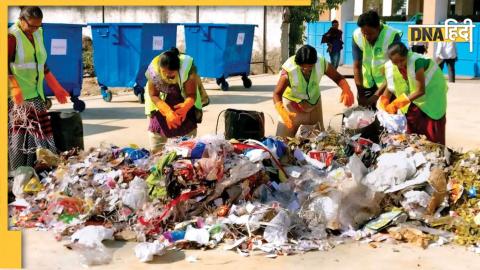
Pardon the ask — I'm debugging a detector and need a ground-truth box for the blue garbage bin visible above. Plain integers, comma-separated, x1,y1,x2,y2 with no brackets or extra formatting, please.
89,23,178,103
8,22,86,112
184,23,256,91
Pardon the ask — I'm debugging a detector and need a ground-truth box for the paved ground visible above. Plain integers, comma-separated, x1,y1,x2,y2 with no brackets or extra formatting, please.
13,74,480,270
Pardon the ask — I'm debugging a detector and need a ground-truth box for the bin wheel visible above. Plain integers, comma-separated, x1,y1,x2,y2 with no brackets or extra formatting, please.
73,99,86,112
101,86,113,102
137,93,145,104
242,77,252,88
103,91,113,102
220,81,229,91
216,78,223,86
45,98,53,110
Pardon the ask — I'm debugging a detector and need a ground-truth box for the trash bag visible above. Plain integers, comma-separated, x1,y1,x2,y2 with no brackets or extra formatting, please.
342,107,383,143
222,109,265,141
49,111,84,152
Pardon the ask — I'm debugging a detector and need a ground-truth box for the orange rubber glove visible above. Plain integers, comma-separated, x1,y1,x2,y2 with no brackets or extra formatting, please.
173,97,195,122
377,95,391,111
275,101,296,129
338,80,354,107
385,93,410,114
8,75,24,105
45,72,70,104
155,100,181,129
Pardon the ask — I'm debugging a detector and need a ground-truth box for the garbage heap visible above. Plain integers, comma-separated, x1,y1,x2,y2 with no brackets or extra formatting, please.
8,129,480,265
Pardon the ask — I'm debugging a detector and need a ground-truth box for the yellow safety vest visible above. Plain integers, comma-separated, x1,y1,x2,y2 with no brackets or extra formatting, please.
9,21,47,101
353,24,400,88
144,54,202,115
282,55,326,105
385,52,447,120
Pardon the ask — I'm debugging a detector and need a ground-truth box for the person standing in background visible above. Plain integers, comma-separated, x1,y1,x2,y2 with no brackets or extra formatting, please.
435,41,457,83
322,20,343,69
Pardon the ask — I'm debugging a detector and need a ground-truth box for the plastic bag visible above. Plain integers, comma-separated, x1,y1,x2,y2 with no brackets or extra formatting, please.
343,110,376,129
134,240,169,262
70,226,114,247
70,242,113,266
401,190,431,219
122,177,148,210
264,210,291,245
70,226,115,266
12,166,38,198
184,225,210,245
36,148,60,167
362,151,417,192
377,110,407,133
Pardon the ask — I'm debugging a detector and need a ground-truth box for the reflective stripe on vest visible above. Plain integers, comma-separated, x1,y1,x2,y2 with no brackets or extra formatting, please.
144,54,202,115
353,24,400,88
281,55,325,105
385,52,447,119
9,22,47,101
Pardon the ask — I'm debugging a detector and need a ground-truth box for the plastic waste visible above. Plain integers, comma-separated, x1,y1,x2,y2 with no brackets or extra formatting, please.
264,210,291,245
70,226,115,247
184,225,210,245
70,226,115,266
12,166,39,198
134,240,169,262
377,110,407,133
163,230,186,243
122,177,148,210
36,148,60,167
343,110,375,129
401,190,431,219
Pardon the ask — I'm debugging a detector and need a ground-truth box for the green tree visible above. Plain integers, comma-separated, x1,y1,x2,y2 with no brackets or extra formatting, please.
287,0,347,56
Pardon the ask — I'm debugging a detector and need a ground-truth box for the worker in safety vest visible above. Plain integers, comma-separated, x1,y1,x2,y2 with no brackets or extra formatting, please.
8,6,70,171
377,42,447,145
144,47,208,153
273,45,354,137
353,10,401,108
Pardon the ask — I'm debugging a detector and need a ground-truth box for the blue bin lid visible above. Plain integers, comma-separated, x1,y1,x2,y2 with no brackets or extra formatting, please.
9,22,86,28
183,23,257,28
88,22,179,26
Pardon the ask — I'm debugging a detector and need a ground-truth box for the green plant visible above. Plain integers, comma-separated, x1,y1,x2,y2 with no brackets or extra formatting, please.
288,0,347,56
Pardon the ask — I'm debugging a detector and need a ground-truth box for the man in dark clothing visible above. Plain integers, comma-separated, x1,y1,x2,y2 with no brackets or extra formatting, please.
323,20,343,69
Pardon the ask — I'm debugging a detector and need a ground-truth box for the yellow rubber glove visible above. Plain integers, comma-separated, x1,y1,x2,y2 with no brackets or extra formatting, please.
385,93,410,114
8,75,24,105
173,97,195,122
338,80,354,107
155,99,181,129
45,72,70,104
377,95,391,111
275,101,296,129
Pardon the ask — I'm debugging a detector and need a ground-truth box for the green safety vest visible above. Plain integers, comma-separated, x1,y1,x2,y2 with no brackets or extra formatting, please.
353,24,400,88
282,55,326,105
9,21,47,101
144,54,202,115
385,52,447,120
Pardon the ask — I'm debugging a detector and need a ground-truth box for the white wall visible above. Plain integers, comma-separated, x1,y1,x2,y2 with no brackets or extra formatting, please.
8,6,283,74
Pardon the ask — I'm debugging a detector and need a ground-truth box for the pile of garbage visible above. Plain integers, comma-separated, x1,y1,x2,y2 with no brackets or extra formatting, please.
7,127,480,265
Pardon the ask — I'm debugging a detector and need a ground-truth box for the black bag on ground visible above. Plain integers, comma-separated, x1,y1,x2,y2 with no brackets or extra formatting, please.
221,109,265,141
49,111,84,152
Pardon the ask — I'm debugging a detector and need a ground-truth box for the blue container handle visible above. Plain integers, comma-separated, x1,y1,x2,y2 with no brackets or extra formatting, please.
202,25,227,41
97,28,109,37
111,25,121,45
